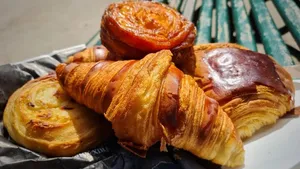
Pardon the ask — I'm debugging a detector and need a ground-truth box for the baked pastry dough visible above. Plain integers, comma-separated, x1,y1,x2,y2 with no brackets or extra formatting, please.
101,1,196,61
66,45,112,63
181,43,295,139
3,74,112,156
56,50,244,167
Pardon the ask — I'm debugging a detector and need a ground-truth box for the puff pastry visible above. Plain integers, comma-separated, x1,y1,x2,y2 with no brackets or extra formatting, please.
56,50,244,167
100,1,196,61
181,43,295,139
3,74,112,156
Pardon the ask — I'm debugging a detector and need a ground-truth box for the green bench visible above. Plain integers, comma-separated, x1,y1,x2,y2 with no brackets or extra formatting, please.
86,0,300,67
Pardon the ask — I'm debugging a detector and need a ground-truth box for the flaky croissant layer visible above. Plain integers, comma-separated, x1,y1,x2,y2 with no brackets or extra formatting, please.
56,50,244,167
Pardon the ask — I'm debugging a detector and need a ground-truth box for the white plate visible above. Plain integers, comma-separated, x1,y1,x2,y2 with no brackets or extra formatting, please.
223,80,300,169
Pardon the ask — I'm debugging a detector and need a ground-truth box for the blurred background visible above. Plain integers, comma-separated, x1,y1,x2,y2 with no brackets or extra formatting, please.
0,0,299,65
0,0,118,65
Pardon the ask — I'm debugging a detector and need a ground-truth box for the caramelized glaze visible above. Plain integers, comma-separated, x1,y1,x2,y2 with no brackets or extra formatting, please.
204,48,289,100
101,1,196,59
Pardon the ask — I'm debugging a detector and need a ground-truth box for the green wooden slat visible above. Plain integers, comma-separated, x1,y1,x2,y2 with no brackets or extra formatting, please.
168,0,181,10
168,0,176,8
86,30,100,46
216,0,230,42
153,0,168,3
195,0,214,44
250,0,294,66
231,0,257,51
272,0,300,46
182,0,196,21
176,0,184,11
95,39,101,46
279,26,289,35
179,0,188,13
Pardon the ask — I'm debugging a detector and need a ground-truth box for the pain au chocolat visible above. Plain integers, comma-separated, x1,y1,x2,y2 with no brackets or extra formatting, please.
3,74,112,156
182,43,295,139
56,50,244,167
100,1,196,61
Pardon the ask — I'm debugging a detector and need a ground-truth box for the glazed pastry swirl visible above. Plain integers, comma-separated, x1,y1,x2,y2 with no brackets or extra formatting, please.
56,50,244,167
3,74,112,156
101,1,196,60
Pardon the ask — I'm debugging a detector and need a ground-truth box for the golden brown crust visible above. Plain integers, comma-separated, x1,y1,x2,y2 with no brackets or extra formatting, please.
182,43,295,139
100,1,196,60
56,50,244,167
177,43,248,74
158,64,184,140
193,43,249,51
66,45,116,63
3,74,112,156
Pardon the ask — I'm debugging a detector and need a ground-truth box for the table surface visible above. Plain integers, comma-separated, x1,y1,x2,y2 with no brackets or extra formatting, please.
0,0,298,65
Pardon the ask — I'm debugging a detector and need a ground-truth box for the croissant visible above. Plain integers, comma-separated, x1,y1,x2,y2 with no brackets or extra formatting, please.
56,50,244,167
181,43,295,139
100,1,196,61
3,74,112,156
66,45,111,63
